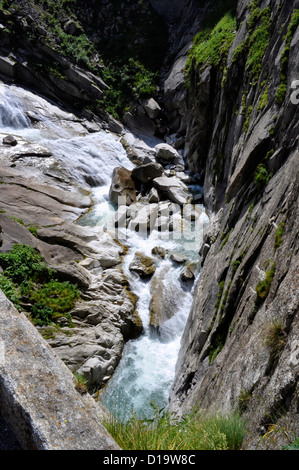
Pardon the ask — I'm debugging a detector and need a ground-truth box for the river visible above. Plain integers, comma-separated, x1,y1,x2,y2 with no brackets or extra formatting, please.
0,81,208,422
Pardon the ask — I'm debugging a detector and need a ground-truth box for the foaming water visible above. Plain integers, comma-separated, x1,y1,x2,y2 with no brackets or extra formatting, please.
101,223,205,420
0,89,31,130
0,82,133,188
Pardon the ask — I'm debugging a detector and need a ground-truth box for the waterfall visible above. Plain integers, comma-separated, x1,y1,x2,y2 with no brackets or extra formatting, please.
0,87,31,130
0,81,208,422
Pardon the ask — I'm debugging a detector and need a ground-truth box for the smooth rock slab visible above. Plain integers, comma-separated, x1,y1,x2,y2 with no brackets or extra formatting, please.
0,290,120,450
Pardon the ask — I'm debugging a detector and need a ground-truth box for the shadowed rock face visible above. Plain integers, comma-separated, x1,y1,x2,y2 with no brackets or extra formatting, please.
167,0,299,449
150,0,190,22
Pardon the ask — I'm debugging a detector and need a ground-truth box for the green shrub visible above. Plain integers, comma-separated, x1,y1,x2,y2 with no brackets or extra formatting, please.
283,437,299,450
73,372,88,395
255,261,276,304
243,105,253,133
258,86,269,111
275,83,288,105
276,9,299,105
97,59,157,119
274,222,285,250
31,304,55,326
0,244,51,284
30,279,79,317
0,244,79,326
254,164,270,190
263,320,287,364
245,6,271,84
238,389,252,413
0,274,21,308
185,12,237,80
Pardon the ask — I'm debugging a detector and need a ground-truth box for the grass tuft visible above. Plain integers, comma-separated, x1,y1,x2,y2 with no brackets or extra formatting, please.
104,406,246,451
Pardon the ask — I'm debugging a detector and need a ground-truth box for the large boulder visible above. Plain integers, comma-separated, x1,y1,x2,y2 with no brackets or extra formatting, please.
129,252,156,278
153,176,190,205
109,167,136,206
150,265,176,328
141,97,162,119
180,262,198,281
2,135,17,146
0,290,120,450
131,162,163,184
155,143,180,163
128,203,159,234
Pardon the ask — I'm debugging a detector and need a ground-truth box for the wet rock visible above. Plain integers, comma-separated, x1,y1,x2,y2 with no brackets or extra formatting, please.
182,204,202,221
152,246,166,259
2,135,17,146
109,166,136,206
129,252,156,278
148,187,160,203
153,175,183,191
167,185,190,206
180,262,198,281
149,265,176,328
153,175,190,206
170,253,186,264
128,203,159,233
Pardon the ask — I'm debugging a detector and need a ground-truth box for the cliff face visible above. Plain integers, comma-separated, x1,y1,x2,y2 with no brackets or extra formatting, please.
167,0,299,449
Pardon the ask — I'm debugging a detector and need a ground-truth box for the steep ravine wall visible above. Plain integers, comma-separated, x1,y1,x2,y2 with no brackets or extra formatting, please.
167,0,299,450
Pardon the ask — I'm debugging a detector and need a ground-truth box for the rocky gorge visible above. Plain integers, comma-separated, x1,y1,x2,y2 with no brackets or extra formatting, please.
0,0,298,451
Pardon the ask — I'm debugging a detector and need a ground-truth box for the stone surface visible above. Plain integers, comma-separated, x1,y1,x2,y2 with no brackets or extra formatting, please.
170,253,186,264
148,187,160,203
141,97,162,119
132,162,163,184
109,166,136,206
167,1,299,449
129,252,156,278
180,262,197,281
2,135,17,146
0,290,120,450
155,143,180,163
170,149,299,449
153,176,190,205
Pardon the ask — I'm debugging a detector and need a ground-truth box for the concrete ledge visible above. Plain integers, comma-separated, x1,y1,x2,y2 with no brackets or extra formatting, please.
0,290,120,450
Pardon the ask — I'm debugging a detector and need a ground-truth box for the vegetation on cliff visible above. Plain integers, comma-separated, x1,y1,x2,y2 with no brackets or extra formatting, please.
185,1,238,84
0,0,168,118
0,244,79,326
